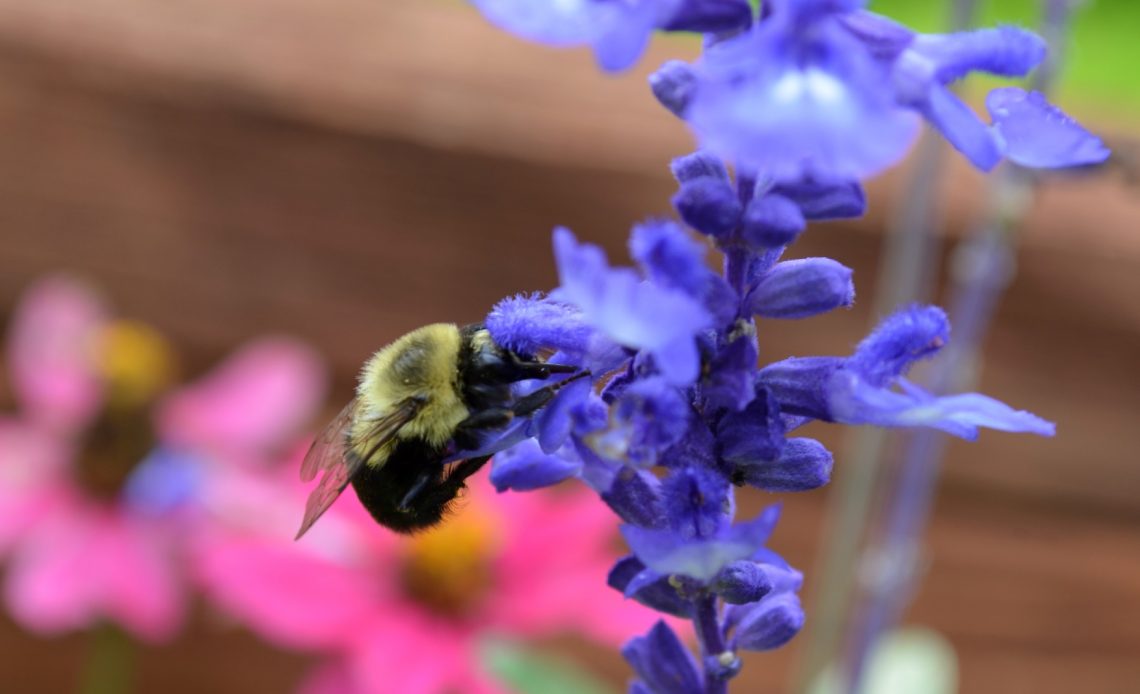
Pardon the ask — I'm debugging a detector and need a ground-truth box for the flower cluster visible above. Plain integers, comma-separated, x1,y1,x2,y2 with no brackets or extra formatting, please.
0,276,325,641
468,1,1103,692
2,277,654,694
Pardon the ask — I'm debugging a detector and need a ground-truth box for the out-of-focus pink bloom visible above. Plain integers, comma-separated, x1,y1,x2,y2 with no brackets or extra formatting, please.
0,276,326,642
197,466,669,694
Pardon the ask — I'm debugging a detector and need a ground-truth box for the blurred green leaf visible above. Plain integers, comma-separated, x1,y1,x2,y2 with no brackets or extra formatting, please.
480,638,619,694
808,627,958,694
871,0,1140,116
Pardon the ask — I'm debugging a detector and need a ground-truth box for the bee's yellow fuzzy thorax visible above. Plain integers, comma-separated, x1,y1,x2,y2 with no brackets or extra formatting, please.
355,323,468,455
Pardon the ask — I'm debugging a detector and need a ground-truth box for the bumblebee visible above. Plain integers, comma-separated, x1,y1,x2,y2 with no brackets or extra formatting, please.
295,323,581,538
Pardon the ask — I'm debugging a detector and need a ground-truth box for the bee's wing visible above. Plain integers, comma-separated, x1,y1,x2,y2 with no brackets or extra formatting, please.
294,397,422,540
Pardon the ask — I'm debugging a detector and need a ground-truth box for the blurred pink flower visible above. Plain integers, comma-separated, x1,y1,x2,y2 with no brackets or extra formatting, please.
197,466,669,694
0,275,326,642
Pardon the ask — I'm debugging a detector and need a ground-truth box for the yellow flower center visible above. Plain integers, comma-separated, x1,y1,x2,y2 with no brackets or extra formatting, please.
76,320,177,499
97,321,176,409
399,501,499,618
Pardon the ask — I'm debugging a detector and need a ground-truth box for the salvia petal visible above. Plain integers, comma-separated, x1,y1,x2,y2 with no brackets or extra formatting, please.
608,556,693,618
552,227,711,385
535,375,592,452
828,371,1056,440
621,505,781,582
489,439,581,491
910,27,1045,84
918,84,1003,172
848,304,949,386
987,88,1111,169
622,621,703,694
486,294,594,360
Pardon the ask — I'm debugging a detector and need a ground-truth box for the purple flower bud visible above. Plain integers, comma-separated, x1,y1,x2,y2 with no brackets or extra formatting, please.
772,179,866,220
665,0,753,34
734,436,833,492
659,418,718,471
700,325,759,413
712,560,774,604
651,60,699,116
661,467,732,539
603,465,667,528
672,177,743,238
740,194,806,249
729,593,805,651
623,621,703,694
756,356,843,420
716,387,786,464
670,151,730,184
748,258,855,319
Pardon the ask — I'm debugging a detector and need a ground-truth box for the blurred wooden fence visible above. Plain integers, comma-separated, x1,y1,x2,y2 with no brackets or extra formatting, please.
0,2,1137,692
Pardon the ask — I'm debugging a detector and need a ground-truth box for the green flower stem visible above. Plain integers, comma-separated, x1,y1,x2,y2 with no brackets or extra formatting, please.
79,624,134,694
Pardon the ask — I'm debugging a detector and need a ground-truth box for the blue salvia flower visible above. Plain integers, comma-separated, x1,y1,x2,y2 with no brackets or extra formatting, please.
654,0,1108,178
483,173,1054,690
468,0,753,72
465,1,1101,691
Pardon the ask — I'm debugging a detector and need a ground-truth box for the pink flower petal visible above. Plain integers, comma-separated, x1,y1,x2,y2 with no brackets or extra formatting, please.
157,338,326,459
194,536,377,650
347,617,468,694
4,506,184,642
7,276,106,432
0,420,71,556
101,515,185,642
298,660,359,694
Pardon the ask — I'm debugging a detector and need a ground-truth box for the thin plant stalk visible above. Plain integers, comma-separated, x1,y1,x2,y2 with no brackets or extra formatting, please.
791,2,979,690
839,1,1081,690
79,624,134,694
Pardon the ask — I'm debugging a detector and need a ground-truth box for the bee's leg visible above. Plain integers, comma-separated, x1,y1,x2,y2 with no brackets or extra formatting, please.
510,370,591,417
507,358,579,379
453,410,514,450
444,455,492,487
397,471,436,513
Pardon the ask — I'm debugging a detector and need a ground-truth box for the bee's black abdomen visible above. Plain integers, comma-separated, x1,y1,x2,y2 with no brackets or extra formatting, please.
350,438,456,533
